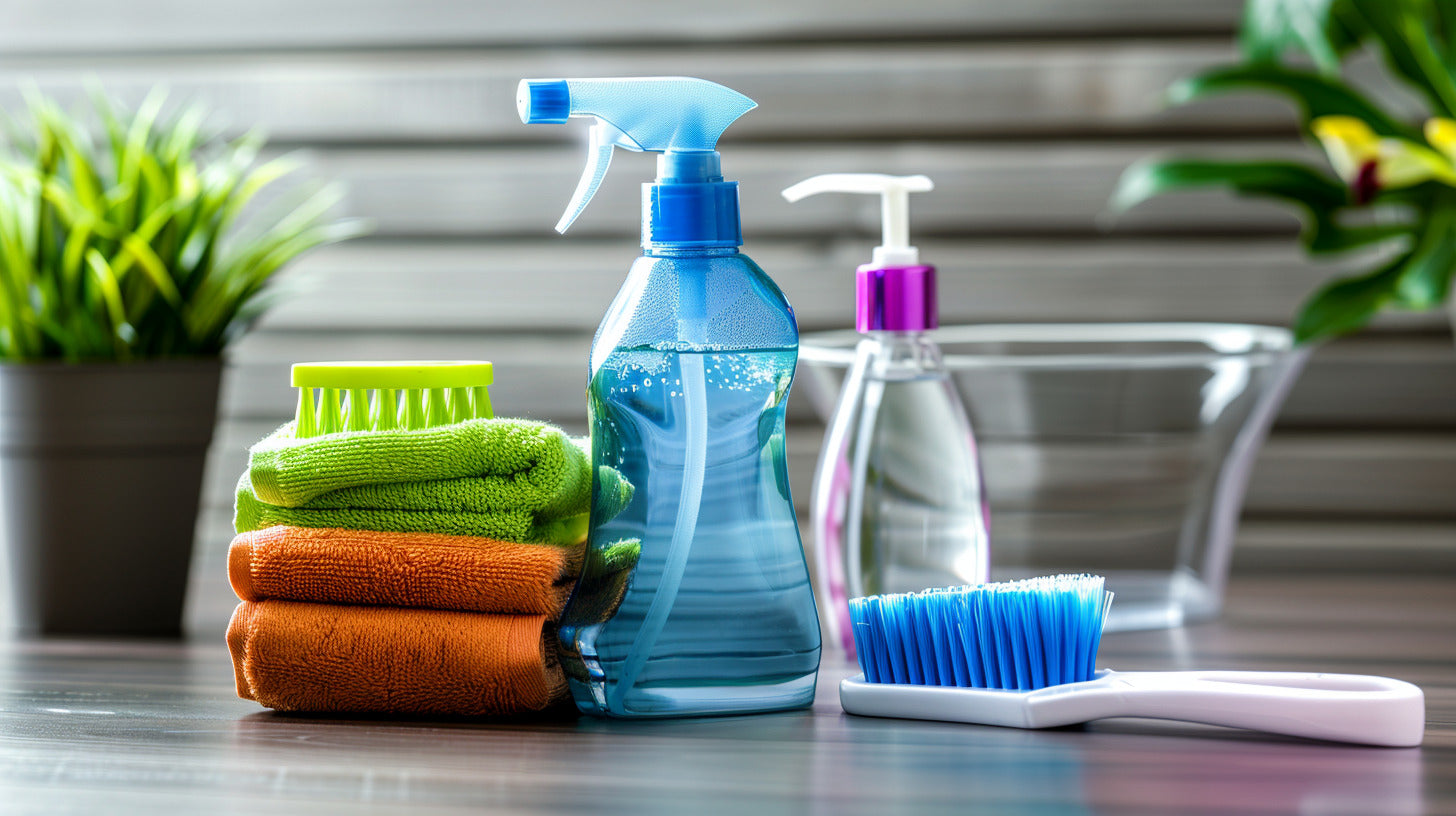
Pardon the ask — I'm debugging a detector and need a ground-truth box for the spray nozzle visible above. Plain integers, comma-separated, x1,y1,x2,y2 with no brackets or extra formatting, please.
518,77,756,234
781,173,933,268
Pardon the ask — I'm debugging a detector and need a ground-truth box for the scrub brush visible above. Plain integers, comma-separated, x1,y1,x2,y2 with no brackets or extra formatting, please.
840,575,1425,747
290,361,494,438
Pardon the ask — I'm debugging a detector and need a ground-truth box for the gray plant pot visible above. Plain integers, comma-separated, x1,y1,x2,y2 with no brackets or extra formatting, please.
0,359,222,636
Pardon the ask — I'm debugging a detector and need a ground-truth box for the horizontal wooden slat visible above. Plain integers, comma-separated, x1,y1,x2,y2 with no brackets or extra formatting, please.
1232,520,1456,573
1280,336,1456,429
2,43,1297,142
4,0,1242,56
310,141,1309,238
261,239,1446,334
1244,433,1456,518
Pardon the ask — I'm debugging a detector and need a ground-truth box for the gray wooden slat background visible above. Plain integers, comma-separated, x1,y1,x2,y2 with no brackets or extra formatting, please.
4,0,1451,628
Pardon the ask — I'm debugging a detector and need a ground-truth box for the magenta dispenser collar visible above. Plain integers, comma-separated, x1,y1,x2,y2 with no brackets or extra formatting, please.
857,264,937,333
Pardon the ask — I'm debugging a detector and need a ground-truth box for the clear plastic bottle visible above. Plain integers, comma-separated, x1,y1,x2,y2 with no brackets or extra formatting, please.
784,174,990,656
520,77,820,717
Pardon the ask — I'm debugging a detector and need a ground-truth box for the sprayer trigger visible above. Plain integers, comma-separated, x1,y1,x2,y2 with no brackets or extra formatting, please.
557,122,632,233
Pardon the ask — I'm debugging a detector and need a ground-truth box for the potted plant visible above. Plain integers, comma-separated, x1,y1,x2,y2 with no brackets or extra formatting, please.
0,89,362,636
1113,0,1456,342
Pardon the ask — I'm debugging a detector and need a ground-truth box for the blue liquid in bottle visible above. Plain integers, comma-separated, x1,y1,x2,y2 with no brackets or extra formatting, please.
556,252,822,718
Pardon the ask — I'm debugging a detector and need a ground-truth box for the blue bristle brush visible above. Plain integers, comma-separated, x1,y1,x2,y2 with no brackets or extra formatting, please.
840,575,1425,747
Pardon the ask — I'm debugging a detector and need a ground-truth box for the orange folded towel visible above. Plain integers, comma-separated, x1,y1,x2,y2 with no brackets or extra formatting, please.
228,526,582,616
227,600,567,715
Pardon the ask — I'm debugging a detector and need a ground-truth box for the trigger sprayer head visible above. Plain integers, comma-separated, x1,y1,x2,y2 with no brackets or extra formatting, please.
517,77,756,237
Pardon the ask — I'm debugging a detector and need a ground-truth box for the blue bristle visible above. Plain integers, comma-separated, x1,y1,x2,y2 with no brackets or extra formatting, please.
924,593,956,686
847,575,1112,691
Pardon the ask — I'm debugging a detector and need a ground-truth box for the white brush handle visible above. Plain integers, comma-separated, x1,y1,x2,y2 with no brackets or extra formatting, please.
1026,671,1425,747
840,671,1425,747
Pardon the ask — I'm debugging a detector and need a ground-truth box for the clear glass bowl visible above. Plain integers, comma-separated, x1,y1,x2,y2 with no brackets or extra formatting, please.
799,323,1309,632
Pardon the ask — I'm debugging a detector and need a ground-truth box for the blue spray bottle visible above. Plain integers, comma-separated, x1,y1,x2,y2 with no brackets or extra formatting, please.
518,77,821,718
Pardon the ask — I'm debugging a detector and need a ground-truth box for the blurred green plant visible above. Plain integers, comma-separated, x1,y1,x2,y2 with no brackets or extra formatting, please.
1111,0,1456,343
0,88,365,362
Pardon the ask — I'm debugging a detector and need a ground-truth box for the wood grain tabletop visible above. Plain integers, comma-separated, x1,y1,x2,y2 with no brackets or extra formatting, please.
0,575,1450,815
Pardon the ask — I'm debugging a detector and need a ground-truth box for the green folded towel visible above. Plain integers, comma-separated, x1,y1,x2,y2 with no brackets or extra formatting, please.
234,476,591,545
249,418,590,510
237,418,638,545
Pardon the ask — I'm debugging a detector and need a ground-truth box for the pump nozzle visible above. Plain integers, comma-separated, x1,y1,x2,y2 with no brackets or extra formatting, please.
781,173,933,268
518,77,756,234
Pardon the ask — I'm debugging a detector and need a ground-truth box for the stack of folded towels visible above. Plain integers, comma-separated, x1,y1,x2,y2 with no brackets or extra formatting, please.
226,418,632,717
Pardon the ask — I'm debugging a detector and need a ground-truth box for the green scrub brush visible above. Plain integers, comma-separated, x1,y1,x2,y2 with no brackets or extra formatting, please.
290,361,494,438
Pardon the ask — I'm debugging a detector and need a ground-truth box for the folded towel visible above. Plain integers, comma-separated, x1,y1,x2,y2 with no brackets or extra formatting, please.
235,477,590,545
228,600,567,716
249,418,590,510
229,526,585,615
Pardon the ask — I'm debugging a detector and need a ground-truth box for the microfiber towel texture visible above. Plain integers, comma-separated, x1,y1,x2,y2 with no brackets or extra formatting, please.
227,600,567,715
249,418,591,511
229,526,585,615
234,478,591,545
236,418,637,546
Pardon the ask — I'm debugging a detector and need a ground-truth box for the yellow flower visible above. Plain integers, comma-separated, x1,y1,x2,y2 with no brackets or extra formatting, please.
1311,115,1456,203
1424,117,1456,162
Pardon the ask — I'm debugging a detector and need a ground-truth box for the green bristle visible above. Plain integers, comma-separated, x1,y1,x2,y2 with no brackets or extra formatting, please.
449,387,472,424
402,389,426,430
426,387,449,427
317,388,343,434
288,361,493,434
345,388,371,432
373,389,398,431
472,385,494,419
294,388,318,438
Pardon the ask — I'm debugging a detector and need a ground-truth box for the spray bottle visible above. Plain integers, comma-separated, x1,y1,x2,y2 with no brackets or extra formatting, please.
519,77,820,717
782,173,989,657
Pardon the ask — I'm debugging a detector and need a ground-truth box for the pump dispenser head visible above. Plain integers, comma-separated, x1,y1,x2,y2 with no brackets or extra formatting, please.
517,77,756,241
782,173,938,333
782,173,933,268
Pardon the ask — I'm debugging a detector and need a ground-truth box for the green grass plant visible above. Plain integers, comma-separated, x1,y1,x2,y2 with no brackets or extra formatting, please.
0,88,364,361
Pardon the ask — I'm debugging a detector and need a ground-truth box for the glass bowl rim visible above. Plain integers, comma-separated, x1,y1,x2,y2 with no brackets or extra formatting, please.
799,322,1299,371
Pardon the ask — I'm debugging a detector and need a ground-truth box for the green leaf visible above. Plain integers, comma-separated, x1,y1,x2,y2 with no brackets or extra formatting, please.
215,153,303,237
118,234,181,305
1437,1,1456,72
1348,0,1456,117
1392,194,1456,307
1304,218,1414,254
1241,0,1347,74
1169,64,1417,139
84,249,131,357
1110,158,1423,261
1111,157,1348,212
1294,253,1411,342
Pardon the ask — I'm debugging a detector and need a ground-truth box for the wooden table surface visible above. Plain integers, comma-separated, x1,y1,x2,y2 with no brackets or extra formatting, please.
0,575,1451,815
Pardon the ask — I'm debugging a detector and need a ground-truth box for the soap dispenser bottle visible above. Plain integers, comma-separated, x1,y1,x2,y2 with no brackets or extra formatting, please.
519,77,820,717
782,173,989,656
